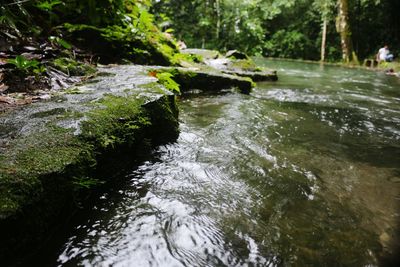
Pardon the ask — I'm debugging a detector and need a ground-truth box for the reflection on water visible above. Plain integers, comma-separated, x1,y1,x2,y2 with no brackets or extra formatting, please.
55,60,400,266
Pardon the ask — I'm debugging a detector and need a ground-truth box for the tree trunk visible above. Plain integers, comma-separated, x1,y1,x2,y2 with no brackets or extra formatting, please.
336,0,356,63
215,0,221,40
321,19,327,61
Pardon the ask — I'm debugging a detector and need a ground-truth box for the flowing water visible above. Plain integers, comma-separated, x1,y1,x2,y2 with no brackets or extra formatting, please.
51,60,400,266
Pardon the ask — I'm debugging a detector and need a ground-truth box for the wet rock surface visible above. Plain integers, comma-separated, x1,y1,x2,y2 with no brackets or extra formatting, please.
181,48,278,82
152,66,255,94
0,65,179,261
0,50,278,262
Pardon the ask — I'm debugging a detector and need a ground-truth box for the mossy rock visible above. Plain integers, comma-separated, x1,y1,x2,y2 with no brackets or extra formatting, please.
50,57,96,76
222,69,278,82
181,49,221,60
178,48,278,82
63,24,177,66
0,65,179,261
151,67,255,94
225,50,249,60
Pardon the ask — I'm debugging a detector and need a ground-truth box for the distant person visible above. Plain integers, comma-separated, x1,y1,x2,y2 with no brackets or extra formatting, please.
376,45,394,62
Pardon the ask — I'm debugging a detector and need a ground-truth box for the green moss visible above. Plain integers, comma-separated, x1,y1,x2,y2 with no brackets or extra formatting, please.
30,108,68,118
50,57,96,76
6,126,89,175
148,67,254,93
0,89,181,221
30,108,84,121
229,59,260,71
141,82,170,95
0,126,93,217
170,52,204,66
80,94,150,149
64,21,180,66
63,87,86,94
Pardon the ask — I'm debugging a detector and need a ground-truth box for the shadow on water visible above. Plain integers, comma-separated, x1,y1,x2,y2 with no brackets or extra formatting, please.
18,151,158,267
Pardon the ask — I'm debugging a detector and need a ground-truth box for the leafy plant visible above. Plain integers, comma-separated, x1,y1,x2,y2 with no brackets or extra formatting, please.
155,72,180,94
35,0,63,12
49,36,72,49
7,55,46,74
51,57,96,76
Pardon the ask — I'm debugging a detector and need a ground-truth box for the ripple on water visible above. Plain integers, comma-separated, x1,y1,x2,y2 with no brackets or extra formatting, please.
54,60,400,266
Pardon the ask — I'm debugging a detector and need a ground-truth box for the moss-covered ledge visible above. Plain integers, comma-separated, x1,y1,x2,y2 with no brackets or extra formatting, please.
0,65,179,260
150,67,255,94
181,48,278,83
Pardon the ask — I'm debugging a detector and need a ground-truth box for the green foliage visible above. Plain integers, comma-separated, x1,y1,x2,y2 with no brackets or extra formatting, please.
170,53,203,66
49,36,72,49
8,55,38,69
151,0,296,54
155,72,181,94
35,0,63,12
264,30,314,59
1,0,181,66
152,0,399,61
60,2,179,65
0,1,32,38
7,55,46,74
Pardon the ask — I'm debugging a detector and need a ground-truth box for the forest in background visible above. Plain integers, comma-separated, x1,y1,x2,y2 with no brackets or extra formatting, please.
152,0,400,62
1,0,399,66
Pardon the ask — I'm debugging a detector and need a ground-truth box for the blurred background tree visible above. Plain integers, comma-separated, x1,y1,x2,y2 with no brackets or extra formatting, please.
151,0,400,61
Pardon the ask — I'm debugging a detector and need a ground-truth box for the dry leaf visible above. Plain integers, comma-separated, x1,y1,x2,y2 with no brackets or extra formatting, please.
0,96,14,104
0,83,9,92
148,70,157,77
16,98,32,105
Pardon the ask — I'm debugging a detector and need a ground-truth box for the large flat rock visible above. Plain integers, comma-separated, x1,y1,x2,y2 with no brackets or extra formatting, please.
0,65,179,260
151,67,255,94
181,49,278,83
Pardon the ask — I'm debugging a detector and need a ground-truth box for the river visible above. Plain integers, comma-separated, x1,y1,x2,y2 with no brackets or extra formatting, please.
43,60,400,266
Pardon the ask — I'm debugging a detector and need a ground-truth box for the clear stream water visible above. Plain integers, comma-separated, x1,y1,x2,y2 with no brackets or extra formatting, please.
47,60,400,266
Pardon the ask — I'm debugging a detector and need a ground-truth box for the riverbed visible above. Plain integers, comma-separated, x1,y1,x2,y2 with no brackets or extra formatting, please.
39,60,400,266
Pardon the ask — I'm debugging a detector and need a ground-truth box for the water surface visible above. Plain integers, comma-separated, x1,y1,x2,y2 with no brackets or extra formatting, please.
55,60,400,266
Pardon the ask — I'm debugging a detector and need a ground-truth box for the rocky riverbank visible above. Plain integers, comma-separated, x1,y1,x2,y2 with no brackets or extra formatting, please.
0,50,278,262
0,65,180,261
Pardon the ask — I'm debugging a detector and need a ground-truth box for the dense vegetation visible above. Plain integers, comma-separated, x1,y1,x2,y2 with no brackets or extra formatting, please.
151,0,400,62
0,0,185,68
1,0,398,68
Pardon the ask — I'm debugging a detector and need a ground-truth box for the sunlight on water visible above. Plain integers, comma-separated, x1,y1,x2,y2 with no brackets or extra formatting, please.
55,60,400,266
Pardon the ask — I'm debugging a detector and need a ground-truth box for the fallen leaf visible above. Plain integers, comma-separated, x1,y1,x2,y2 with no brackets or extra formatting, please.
148,70,157,77
16,98,32,105
0,58,7,65
0,83,9,92
0,96,14,104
